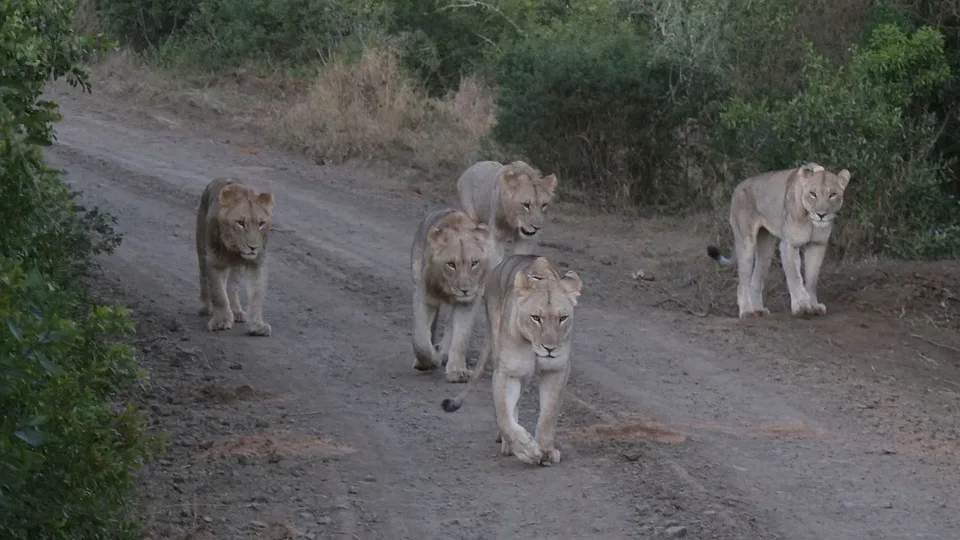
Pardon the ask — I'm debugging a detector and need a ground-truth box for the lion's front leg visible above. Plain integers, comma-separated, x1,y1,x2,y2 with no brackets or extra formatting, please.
779,240,814,316
534,365,570,466
206,264,234,332
493,367,540,465
245,264,271,336
442,302,480,383
228,268,247,323
802,243,828,316
412,289,440,371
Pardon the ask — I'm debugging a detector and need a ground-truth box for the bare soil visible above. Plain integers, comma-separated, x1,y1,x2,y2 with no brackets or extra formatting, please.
45,81,960,540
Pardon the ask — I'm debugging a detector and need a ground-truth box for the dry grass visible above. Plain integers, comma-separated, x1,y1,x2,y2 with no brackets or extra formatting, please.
86,46,496,181
277,47,496,177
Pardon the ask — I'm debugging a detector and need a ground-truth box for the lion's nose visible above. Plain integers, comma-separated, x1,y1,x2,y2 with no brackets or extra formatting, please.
459,287,470,295
816,212,826,219
543,345,556,354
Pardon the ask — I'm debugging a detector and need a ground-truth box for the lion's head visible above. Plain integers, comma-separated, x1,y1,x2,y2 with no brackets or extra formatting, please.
217,183,275,260
497,161,558,239
426,211,494,304
512,257,583,359
797,162,850,228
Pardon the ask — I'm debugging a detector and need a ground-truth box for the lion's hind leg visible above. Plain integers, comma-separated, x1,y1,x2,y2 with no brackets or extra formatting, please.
734,228,760,318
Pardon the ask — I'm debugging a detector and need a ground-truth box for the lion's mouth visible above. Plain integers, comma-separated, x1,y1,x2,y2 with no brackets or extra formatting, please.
519,226,538,237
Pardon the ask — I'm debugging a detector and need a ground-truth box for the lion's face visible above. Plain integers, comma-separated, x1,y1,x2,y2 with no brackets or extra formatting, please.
499,163,558,239
217,184,275,260
798,163,850,228
427,213,494,304
512,259,582,359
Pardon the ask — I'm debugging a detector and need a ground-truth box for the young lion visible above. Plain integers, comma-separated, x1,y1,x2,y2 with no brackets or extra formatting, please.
196,177,275,336
441,255,583,466
706,162,850,318
410,207,496,383
456,160,557,263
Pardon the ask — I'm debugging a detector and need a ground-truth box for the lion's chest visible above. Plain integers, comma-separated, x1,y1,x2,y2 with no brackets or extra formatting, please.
783,219,832,247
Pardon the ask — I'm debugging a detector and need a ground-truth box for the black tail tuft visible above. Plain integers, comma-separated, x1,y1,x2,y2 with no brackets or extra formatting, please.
441,397,462,413
706,245,722,260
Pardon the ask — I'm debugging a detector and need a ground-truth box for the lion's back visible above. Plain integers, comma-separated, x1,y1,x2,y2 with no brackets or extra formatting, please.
457,161,503,223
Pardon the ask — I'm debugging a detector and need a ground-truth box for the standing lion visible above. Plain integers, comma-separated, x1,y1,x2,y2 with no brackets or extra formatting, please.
456,160,557,264
707,162,851,318
410,207,496,383
196,177,275,336
441,254,583,466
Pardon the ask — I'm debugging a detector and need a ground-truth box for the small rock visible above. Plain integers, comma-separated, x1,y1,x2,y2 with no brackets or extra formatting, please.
298,511,314,520
316,516,332,525
664,525,687,538
347,486,358,494
202,516,213,523
363,475,376,482
250,520,268,529
229,362,243,370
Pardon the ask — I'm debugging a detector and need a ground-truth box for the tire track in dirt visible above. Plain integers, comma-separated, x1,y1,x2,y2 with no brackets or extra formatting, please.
46,86,960,539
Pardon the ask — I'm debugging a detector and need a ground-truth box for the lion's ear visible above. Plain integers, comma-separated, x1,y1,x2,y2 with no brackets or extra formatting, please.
560,270,583,305
799,162,824,177
836,169,851,190
539,173,558,196
500,170,521,191
255,191,275,214
427,226,447,249
217,184,244,206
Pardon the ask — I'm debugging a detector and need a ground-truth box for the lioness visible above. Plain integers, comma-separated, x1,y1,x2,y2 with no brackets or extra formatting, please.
442,255,583,466
706,162,850,318
456,160,557,263
196,177,275,336
410,208,496,383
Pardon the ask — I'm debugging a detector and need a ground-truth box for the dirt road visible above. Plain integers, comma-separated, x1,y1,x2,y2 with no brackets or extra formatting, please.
45,85,959,540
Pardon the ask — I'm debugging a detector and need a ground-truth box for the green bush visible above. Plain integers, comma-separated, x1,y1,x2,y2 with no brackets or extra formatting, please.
493,14,726,207
716,24,958,259
1,0,154,538
0,261,151,540
92,0,197,50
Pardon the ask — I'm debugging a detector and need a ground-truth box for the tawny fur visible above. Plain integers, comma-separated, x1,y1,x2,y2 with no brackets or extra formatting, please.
442,255,583,467
456,160,558,265
196,177,275,336
410,208,496,383
706,162,851,318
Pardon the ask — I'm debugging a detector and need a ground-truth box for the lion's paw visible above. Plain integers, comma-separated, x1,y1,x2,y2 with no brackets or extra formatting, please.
539,448,561,466
246,321,272,337
207,314,234,332
233,309,248,323
500,438,512,456
810,302,827,316
511,436,543,465
413,357,439,371
754,307,771,316
445,368,473,384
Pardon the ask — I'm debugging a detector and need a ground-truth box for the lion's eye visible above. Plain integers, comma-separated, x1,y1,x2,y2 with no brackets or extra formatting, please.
559,315,568,323
521,202,531,210
470,260,480,268
235,220,245,229
828,193,837,199
258,220,266,228
809,192,817,199
446,262,456,269
541,204,548,211
530,315,541,324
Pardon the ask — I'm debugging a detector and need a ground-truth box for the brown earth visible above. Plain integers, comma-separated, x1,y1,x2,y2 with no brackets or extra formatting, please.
44,78,960,540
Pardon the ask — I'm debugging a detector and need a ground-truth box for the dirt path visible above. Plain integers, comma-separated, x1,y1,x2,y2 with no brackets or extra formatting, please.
46,84,959,540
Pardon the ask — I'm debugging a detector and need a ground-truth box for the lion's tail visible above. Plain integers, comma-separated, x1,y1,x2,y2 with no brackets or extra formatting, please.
441,340,492,413
706,245,734,267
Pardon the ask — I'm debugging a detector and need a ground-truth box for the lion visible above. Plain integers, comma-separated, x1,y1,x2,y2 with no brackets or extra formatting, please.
706,162,851,318
196,177,275,336
441,254,583,466
456,160,558,263
410,207,496,383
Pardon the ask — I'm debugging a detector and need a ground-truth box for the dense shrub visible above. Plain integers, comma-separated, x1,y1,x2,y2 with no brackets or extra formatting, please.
717,24,958,258
1,0,154,538
493,14,727,207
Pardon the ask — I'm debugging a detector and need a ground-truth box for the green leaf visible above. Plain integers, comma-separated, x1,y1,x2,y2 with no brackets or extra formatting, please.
14,429,46,447
5,319,22,342
36,352,65,376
